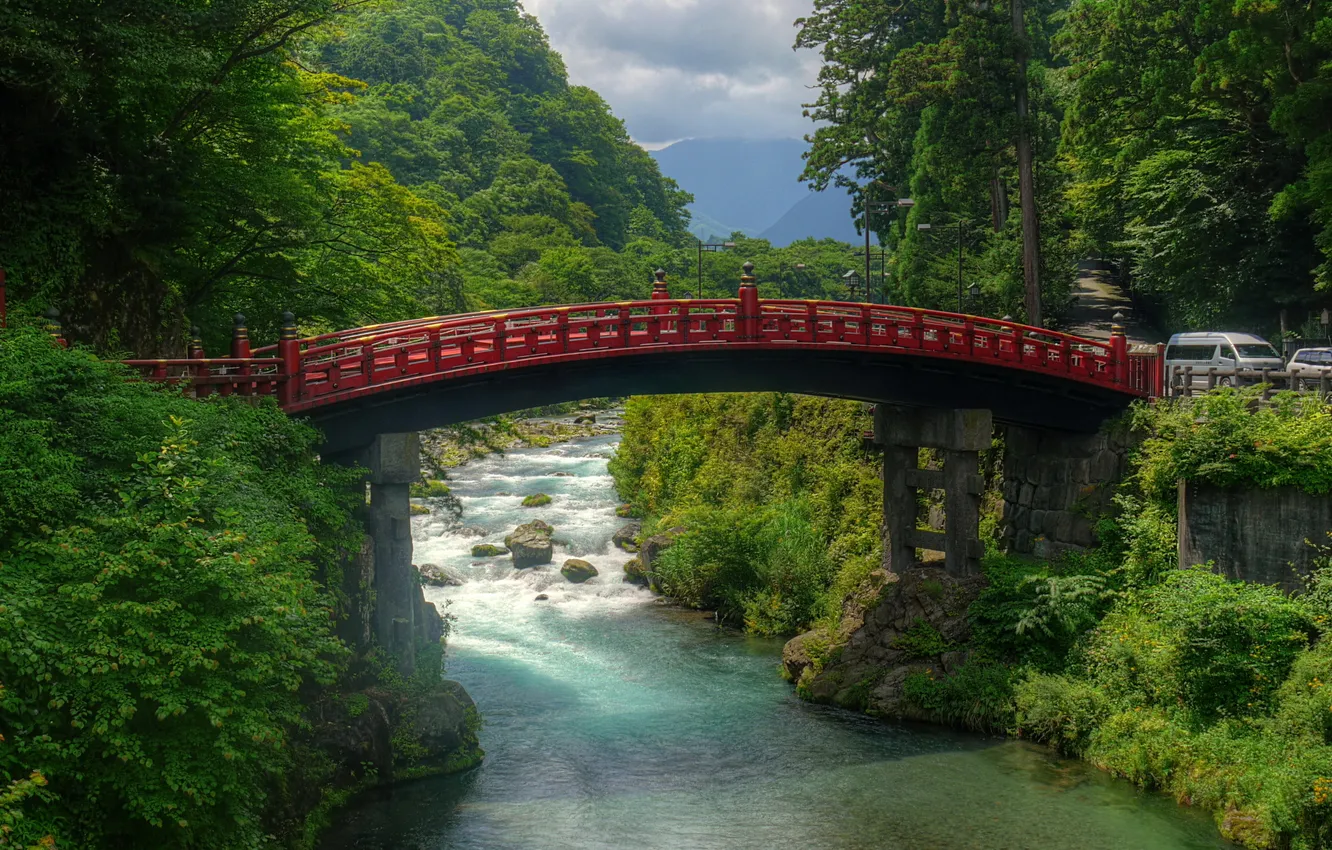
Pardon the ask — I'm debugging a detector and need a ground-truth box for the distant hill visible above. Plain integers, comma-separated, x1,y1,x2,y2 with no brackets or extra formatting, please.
759,189,875,248
651,138,810,236
651,138,876,247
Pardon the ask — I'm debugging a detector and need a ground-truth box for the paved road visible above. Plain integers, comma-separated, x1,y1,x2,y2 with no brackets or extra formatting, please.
1064,261,1161,346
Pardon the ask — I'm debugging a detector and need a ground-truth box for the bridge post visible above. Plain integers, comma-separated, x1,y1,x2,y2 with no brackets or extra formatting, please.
328,433,426,676
874,405,991,577
651,268,670,302
188,326,206,398
1110,321,1128,386
277,311,300,406
738,261,759,340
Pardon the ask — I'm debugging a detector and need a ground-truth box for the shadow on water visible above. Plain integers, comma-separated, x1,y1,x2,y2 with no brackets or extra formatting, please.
321,427,1234,850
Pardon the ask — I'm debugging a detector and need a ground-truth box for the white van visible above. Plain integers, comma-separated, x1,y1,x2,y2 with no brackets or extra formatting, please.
1164,332,1285,394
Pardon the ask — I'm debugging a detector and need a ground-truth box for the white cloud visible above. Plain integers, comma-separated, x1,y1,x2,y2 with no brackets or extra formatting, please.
520,0,820,146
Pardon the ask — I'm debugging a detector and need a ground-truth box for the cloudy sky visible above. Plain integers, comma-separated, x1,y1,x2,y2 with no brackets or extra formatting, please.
521,0,820,148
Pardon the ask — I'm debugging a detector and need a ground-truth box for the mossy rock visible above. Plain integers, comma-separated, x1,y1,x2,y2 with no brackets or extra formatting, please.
470,544,508,557
521,493,552,508
561,559,599,584
409,503,431,516
622,557,647,586
615,504,635,518
411,479,452,498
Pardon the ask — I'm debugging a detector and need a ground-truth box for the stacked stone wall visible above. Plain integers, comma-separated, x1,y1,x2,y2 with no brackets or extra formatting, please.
1001,424,1138,559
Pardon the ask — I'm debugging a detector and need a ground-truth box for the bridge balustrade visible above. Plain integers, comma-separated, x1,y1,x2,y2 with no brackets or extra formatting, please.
98,267,1161,410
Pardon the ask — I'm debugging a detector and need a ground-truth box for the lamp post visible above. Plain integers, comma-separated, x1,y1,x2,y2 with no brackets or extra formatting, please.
967,281,981,314
697,239,737,299
861,187,914,303
917,218,968,312
843,269,863,301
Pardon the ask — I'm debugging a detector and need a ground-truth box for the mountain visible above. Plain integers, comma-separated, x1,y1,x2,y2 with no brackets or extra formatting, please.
651,138,810,236
652,137,877,247
759,189,876,248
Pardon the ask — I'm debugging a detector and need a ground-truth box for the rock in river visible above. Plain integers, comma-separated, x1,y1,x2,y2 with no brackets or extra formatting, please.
561,559,599,584
471,543,508,557
417,563,464,587
506,520,554,568
612,521,641,552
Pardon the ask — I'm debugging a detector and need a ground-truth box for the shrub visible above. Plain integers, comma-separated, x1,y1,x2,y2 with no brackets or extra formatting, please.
900,663,1015,733
0,329,359,848
1084,568,1314,723
1014,673,1111,756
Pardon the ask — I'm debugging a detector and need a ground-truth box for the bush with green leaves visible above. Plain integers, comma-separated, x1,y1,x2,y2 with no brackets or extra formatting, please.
1133,390,1332,503
0,327,361,848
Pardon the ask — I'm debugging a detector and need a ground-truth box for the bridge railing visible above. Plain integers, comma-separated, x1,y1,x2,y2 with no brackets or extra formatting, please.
109,283,1158,409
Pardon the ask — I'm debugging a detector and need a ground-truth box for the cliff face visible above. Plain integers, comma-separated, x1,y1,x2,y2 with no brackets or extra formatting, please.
783,567,987,719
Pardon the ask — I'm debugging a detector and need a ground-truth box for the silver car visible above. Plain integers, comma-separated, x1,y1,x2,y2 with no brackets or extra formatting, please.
1289,347,1332,391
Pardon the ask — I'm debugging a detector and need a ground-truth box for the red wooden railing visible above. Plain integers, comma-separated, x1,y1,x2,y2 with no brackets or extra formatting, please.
117,296,1157,411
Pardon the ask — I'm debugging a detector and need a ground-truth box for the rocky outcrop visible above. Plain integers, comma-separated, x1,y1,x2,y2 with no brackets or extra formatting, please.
612,521,641,552
506,520,554,568
786,567,986,719
417,563,464,587
308,679,483,794
561,559,598,583
470,544,508,557
622,557,647,586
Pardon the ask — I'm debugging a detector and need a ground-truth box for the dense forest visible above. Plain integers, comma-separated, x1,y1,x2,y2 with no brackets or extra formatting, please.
799,0,1332,334
0,0,870,359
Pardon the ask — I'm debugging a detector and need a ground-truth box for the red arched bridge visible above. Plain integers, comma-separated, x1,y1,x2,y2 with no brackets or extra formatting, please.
119,267,1161,453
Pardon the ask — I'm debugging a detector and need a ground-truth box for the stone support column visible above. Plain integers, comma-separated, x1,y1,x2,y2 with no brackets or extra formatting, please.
327,432,422,676
874,405,992,577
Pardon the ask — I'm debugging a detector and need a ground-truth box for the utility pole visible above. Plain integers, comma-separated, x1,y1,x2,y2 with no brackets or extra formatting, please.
958,221,965,313
865,186,873,302
1013,0,1041,327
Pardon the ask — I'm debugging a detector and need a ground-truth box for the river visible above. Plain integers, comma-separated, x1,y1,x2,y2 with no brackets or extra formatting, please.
321,417,1231,850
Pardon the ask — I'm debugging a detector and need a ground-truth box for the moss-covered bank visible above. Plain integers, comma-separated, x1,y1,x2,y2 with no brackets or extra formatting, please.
617,388,1332,849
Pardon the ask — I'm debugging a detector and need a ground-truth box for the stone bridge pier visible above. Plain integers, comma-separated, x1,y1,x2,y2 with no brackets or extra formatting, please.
873,407,1135,575
327,432,440,676
874,405,991,577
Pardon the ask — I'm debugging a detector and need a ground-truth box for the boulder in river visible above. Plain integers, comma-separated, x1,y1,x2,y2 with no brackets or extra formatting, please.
612,521,641,552
521,493,552,507
535,594,550,602
622,557,647,586
561,559,599,584
506,521,554,568
471,543,508,557
417,563,464,587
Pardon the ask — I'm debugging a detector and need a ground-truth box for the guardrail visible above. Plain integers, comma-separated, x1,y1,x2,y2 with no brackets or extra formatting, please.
103,277,1157,412
1166,365,1332,399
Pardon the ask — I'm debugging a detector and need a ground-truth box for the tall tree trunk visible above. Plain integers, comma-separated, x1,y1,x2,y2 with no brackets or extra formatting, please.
990,167,1008,232
1013,0,1042,327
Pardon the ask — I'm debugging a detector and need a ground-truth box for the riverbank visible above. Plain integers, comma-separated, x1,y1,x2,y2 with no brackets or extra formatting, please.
321,428,1231,849
611,389,1332,849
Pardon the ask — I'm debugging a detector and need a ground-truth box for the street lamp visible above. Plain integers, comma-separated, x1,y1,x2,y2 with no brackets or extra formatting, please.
917,219,969,312
697,240,737,299
843,269,863,301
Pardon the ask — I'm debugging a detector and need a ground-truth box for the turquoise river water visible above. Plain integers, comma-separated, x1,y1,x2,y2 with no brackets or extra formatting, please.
322,419,1232,850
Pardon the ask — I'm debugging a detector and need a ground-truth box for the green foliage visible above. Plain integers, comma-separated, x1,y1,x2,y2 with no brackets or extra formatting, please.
1014,574,1107,639
796,0,1073,322
1134,392,1332,503
0,329,360,848
901,663,1016,733
612,393,882,636
891,619,954,660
